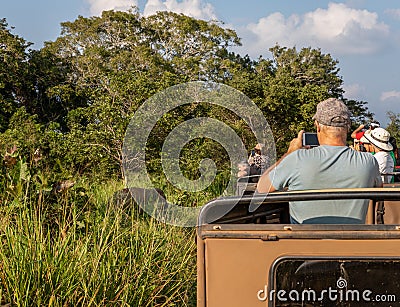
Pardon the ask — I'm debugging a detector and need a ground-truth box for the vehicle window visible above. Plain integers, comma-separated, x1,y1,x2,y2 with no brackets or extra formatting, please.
271,258,400,306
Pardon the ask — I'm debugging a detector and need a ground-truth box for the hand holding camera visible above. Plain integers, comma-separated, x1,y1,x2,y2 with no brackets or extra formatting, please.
364,122,380,130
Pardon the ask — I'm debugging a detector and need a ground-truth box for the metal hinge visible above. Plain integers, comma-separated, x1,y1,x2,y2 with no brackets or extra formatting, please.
261,234,279,241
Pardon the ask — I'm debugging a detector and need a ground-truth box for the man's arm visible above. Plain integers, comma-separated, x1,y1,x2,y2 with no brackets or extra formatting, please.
257,130,305,193
350,124,365,139
375,172,383,188
370,155,383,187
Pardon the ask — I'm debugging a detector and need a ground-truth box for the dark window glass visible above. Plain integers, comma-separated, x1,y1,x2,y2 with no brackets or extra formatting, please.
271,258,400,306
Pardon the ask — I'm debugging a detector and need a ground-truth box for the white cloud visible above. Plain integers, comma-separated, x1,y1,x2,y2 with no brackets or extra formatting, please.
87,0,138,16
343,83,367,100
240,2,390,58
143,0,217,20
385,9,400,20
380,90,400,102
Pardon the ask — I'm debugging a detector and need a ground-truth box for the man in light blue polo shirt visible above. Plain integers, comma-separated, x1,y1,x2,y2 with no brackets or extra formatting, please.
257,98,382,224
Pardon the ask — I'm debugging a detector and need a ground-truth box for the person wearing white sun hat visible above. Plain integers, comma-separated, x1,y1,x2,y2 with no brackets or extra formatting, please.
362,127,395,184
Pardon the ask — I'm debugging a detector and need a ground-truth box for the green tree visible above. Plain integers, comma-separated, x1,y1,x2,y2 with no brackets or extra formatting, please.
42,10,176,177
257,46,343,153
0,19,32,132
26,48,88,129
1,12,375,181
256,45,372,154
386,111,400,141
38,9,242,178
143,11,240,81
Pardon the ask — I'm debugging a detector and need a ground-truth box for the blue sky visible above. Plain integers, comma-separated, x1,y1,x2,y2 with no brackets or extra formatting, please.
2,0,400,126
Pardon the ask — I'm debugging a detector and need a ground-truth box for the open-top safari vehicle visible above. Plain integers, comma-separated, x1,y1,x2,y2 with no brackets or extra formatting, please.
196,177,400,306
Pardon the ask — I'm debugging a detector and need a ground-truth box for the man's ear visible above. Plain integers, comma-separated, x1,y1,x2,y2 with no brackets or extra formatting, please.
315,121,321,132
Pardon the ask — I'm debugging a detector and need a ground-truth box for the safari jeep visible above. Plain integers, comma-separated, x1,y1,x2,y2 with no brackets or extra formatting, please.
196,180,400,306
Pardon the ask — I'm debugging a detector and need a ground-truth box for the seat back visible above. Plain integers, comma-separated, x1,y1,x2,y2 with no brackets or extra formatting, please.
382,200,400,224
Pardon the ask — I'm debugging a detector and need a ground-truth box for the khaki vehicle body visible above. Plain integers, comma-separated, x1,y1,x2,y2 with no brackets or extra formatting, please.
197,187,400,307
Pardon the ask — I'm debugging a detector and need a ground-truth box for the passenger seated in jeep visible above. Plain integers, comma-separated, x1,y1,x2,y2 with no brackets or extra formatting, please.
257,98,382,224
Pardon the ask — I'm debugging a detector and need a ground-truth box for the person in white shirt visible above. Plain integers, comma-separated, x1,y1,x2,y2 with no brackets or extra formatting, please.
362,128,394,183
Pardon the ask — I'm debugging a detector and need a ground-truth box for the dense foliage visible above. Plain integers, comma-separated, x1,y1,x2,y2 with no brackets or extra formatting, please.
0,10,375,184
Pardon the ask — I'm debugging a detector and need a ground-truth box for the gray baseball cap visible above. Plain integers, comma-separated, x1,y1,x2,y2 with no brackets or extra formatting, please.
312,98,351,127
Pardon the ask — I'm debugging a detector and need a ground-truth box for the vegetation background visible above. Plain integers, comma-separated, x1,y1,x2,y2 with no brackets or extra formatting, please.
1,8,400,306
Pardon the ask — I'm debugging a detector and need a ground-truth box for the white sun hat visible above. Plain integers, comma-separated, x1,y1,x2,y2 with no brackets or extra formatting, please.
362,128,393,152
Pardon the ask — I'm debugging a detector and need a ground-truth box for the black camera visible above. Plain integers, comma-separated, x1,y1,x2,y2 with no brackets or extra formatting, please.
302,132,319,147
364,122,380,130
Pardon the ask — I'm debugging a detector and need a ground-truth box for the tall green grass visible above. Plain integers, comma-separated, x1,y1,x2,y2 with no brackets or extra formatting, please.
0,179,197,306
